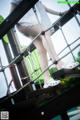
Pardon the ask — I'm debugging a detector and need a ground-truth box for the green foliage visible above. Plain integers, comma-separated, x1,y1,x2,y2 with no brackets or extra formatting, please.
0,15,9,44
24,49,44,84
60,51,80,87
3,35,9,44
24,48,59,85
76,51,80,63
61,76,80,87
0,15,4,24
49,67,58,75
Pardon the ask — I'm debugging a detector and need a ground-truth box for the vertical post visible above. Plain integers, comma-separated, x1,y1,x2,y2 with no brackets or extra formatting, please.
7,29,33,93
0,15,21,90
2,38,22,90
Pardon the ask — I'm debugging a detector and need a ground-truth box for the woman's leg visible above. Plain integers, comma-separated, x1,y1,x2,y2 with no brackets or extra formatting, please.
17,24,60,87
17,24,50,83
34,38,60,88
32,38,50,84
42,31,63,69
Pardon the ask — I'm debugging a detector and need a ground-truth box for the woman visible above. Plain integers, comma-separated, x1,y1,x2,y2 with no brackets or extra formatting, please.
10,0,66,88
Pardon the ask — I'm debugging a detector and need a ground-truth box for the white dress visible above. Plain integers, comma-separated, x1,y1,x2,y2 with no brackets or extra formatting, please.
10,0,52,29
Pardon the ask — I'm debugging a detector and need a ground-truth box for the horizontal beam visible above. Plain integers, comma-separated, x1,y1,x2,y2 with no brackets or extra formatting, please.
0,0,38,38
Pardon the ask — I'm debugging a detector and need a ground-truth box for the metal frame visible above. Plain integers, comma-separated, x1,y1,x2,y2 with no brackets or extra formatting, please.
7,30,33,92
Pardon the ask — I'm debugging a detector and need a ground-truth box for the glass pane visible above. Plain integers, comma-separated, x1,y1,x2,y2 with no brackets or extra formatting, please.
62,17,80,44
51,29,67,55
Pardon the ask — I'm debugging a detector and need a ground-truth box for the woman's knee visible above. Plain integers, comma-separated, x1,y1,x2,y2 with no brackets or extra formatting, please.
16,24,24,34
16,24,30,36
37,44,47,55
33,37,46,53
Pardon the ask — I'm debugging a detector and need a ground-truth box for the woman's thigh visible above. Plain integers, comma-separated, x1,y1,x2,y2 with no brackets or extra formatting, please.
17,23,45,51
17,23,43,38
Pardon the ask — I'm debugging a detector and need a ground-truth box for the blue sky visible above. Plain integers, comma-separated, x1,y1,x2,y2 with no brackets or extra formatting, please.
0,0,80,97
